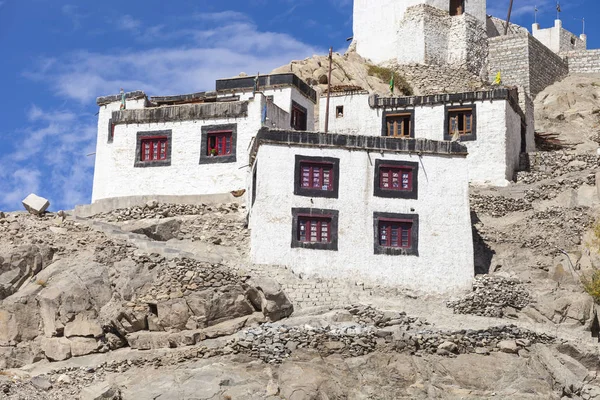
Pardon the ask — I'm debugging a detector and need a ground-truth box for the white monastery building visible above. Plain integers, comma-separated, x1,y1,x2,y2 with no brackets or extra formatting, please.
249,129,474,293
92,74,316,202
319,88,530,186
88,0,600,292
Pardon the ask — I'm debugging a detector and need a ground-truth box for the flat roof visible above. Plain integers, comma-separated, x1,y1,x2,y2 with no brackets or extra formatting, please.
250,128,468,164
216,73,317,103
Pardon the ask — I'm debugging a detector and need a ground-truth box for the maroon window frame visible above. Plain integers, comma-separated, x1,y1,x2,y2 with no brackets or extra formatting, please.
291,105,307,131
297,215,332,244
207,131,232,156
300,161,334,191
378,219,413,249
379,165,413,191
140,136,168,162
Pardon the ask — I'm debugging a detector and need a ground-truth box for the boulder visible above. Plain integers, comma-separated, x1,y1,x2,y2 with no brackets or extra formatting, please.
80,383,121,400
203,315,250,339
157,298,190,330
69,337,100,357
30,376,52,391
185,287,255,327
22,193,50,215
498,340,518,354
438,341,458,354
126,332,171,350
64,315,103,338
41,337,72,361
124,218,182,241
247,277,294,322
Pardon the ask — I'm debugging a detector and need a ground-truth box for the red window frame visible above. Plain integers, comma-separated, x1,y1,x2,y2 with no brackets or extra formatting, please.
207,131,233,156
140,136,168,162
378,219,412,249
300,161,334,191
379,165,413,191
297,215,332,244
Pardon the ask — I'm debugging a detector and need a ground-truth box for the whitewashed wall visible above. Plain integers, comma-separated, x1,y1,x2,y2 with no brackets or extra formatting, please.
228,87,316,131
353,0,486,65
532,21,587,54
92,98,264,202
250,144,474,293
319,95,524,186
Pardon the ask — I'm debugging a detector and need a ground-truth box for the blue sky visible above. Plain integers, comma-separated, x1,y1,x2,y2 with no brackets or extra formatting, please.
0,0,597,211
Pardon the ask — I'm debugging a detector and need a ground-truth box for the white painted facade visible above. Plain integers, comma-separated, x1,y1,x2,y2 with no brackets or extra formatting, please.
352,0,486,67
319,91,527,186
250,141,474,293
92,97,265,202
532,20,587,54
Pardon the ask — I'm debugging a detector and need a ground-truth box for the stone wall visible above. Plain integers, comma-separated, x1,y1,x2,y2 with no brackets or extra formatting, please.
562,50,600,74
527,34,569,98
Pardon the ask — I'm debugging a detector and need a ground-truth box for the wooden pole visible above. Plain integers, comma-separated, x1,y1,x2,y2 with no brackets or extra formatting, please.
324,47,333,134
504,0,514,35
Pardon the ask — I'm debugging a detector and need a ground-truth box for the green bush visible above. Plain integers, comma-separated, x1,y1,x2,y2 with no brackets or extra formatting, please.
582,269,600,303
367,65,413,96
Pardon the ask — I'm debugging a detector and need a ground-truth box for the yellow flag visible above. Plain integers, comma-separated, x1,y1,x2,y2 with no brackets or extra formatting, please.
493,72,502,85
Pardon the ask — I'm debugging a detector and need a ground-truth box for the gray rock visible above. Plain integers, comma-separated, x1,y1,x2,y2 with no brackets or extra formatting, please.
438,341,458,354
69,337,99,357
80,383,121,400
498,340,518,354
41,337,72,361
22,193,50,215
64,315,103,338
247,277,294,322
157,298,190,330
30,376,52,391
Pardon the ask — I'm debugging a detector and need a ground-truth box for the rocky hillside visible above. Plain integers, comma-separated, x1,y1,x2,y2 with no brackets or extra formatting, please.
2,74,600,399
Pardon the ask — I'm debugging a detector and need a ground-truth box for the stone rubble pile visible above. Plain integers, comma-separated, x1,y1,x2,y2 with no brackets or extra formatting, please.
517,152,599,184
524,175,595,202
346,304,422,327
447,275,530,318
93,202,243,222
470,194,533,217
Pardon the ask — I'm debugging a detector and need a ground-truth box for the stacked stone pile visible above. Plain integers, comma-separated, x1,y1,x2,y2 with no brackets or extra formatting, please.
521,207,593,253
470,194,533,217
346,305,421,327
447,275,530,318
93,202,242,222
517,152,599,184
229,322,554,364
524,175,595,202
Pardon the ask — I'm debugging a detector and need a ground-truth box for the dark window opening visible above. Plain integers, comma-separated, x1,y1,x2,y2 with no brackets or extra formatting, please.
571,37,576,45
385,113,412,138
450,0,464,16
298,216,332,244
291,102,308,131
148,303,158,316
291,208,339,251
378,220,412,249
448,109,473,137
252,162,258,207
141,137,168,162
336,106,344,118
373,212,419,256
300,162,334,191
207,131,232,157
294,155,340,199
380,166,413,191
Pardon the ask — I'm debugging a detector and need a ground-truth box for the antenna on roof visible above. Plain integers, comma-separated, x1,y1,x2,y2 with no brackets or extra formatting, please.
534,5,538,24
556,1,561,20
504,0,514,35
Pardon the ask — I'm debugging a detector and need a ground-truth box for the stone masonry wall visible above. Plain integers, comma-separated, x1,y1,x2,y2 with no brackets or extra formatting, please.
562,50,600,74
527,35,569,98
488,33,531,94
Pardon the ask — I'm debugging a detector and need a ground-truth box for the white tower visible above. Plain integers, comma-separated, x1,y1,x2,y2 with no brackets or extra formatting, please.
353,0,487,66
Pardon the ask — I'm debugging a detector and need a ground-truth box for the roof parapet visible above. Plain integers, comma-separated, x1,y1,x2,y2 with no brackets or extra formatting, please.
96,90,147,106
216,73,317,103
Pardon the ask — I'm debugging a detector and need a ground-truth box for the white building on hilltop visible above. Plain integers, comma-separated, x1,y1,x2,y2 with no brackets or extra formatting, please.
352,0,487,73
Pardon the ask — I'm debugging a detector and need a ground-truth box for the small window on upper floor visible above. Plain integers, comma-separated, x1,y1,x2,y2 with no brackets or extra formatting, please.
384,113,412,138
199,123,237,164
373,159,418,199
294,155,340,199
450,0,464,16
291,101,308,131
134,130,172,168
141,137,168,162
445,105,477,141
207,131,232,157
336,105,344,118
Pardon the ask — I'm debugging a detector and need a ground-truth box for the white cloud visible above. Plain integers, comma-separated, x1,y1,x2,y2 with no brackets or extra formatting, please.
27,16,323,101
115,15,141,32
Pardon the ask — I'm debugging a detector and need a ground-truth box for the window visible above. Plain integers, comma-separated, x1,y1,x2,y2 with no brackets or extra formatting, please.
449,0,464,16
373,213,419,256
291,208,339,251
373,160,418,199
381,110,414,138
444,105,476,141
207,131,232,157
336,106,344,118
141,137,168,162
378,220,412,248
134,130,172,168
107,118,115,143
294,155,340,199
291,101,308,131
200,124,237,164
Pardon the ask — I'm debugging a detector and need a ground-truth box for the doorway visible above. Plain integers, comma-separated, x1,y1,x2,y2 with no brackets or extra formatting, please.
450,0,464,16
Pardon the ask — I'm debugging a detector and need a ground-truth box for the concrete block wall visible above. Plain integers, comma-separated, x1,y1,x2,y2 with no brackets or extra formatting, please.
562,50,600,74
